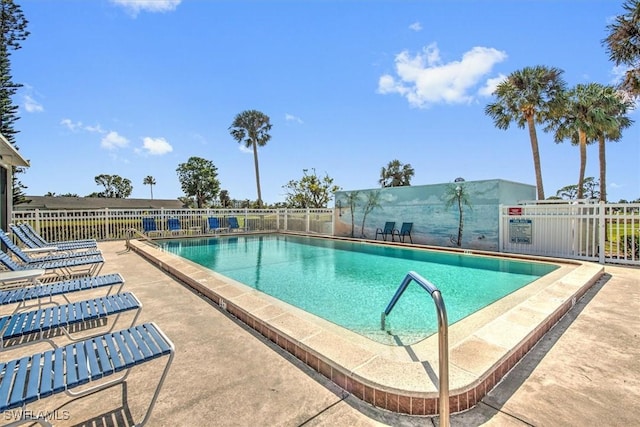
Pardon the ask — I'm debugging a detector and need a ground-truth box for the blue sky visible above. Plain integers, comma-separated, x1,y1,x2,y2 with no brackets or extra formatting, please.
13,0,640,204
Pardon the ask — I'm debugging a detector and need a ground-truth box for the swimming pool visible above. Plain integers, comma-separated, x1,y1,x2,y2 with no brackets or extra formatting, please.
130,234,602,416
158,234,557,345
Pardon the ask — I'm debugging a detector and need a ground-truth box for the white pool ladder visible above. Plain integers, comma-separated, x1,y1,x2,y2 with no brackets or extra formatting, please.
381,271,450,426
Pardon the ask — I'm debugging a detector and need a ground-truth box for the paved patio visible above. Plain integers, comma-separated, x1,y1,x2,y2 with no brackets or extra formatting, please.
3,240,638,426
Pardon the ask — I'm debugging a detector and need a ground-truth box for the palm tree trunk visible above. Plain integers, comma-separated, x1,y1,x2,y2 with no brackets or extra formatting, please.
599,136,607,202
150,185,154,200
577,130,587,199
252,141,262,208
526,116,545,200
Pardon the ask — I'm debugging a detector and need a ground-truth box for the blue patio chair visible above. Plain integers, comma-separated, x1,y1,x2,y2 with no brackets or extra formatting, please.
228,217,248,232
18,223,97,250
0,291,141,351
0,322,174,427
167,218,185,236
5,227,101,259
142,217,162,237
0,231,102,263
0,247,104,280
392,222,413,243
207,217,229,233
375,222,395,241
0,271,125,312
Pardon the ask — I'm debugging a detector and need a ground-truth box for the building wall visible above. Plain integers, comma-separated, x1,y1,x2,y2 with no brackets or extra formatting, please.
334,179,536,251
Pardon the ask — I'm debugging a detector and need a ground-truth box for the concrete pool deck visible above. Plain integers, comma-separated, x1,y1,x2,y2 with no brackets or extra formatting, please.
2,239,638,426
127,235,607,416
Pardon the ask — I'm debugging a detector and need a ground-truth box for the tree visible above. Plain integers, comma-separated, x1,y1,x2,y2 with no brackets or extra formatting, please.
549,84,597,200
604,0,640,98
44,192,79,197
444,183,471,247
583,177,601,200
176,156,220,208
555,184,579,200
143,175,156,199
0,0,30,204
282,168,341,208
379,159,414,187
93,174,133,198
219,189,231,207
590,85,633,202
229,110,272,208
548,83,632,200
485,66,567,200
178,196,196,208
555,177,600,200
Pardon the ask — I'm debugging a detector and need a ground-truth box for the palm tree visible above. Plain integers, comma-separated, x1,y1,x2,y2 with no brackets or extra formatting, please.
143,175,156,199
591,85,634,202
379,159,415,187
485,66,567,200
603,0,640,98
549,84,597,199
229,110,273,208
549,83,633,200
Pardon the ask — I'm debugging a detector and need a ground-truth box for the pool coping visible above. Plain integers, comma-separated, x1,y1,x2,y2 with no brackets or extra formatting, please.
127,233,604,416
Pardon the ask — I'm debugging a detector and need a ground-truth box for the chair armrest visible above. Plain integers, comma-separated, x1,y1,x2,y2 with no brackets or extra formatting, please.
22,246,60,254
0,269,46,283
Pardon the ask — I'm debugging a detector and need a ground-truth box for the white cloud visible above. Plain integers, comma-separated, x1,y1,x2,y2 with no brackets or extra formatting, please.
101,131,129,150
610,64,629,86
479,74,506,97
60,119,105,133
23,95,44,113
84,124,105,133
141,136,173,155
409,22,422,32
60,118,82,131
285,113,303,124
110,0,181,17
378,43,507,108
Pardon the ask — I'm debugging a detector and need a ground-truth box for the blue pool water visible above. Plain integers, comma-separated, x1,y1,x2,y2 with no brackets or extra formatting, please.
158,235,558,344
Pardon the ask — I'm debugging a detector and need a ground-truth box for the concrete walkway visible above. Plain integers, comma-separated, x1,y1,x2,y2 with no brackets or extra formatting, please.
4,241,637,426
451,264,639,427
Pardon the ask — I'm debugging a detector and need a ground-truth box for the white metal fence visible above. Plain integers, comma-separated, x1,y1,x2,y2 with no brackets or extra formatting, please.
11,203,639,266
11,208,334,241
499,201,640,266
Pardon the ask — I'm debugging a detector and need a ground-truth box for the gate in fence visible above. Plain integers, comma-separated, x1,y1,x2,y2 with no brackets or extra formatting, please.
500,200,639,266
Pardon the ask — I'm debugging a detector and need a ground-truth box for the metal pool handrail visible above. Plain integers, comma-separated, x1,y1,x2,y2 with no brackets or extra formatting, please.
381,271,449,426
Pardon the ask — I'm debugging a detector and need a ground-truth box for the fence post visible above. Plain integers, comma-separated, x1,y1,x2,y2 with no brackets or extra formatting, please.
104,208,110,240
498,204,504,252
598,201,605,264
34,209,41,234
306,208,310,233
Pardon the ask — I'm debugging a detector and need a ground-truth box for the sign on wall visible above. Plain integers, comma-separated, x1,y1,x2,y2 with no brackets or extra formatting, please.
509,218,532,244
508,207,523,215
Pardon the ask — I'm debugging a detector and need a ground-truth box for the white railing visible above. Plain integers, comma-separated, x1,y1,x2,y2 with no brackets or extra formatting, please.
499,201,640,266
11,208,335,242
12,203,639,266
